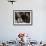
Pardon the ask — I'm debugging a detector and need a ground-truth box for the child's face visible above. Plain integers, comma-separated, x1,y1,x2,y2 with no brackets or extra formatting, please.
26,13,29,16
17,12,21,17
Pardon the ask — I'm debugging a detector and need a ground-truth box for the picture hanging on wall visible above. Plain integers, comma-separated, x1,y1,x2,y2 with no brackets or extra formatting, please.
13,10,32,25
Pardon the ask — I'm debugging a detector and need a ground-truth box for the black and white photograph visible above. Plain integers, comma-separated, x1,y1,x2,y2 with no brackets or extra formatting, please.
13,10,32,25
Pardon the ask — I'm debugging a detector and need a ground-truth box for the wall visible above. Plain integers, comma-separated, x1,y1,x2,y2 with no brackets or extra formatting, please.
0,0,46,42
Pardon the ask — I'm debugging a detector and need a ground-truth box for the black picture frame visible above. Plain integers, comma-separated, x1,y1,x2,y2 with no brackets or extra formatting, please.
13,10,33,26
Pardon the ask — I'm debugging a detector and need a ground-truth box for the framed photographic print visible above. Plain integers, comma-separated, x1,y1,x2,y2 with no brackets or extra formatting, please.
13,10,32,25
